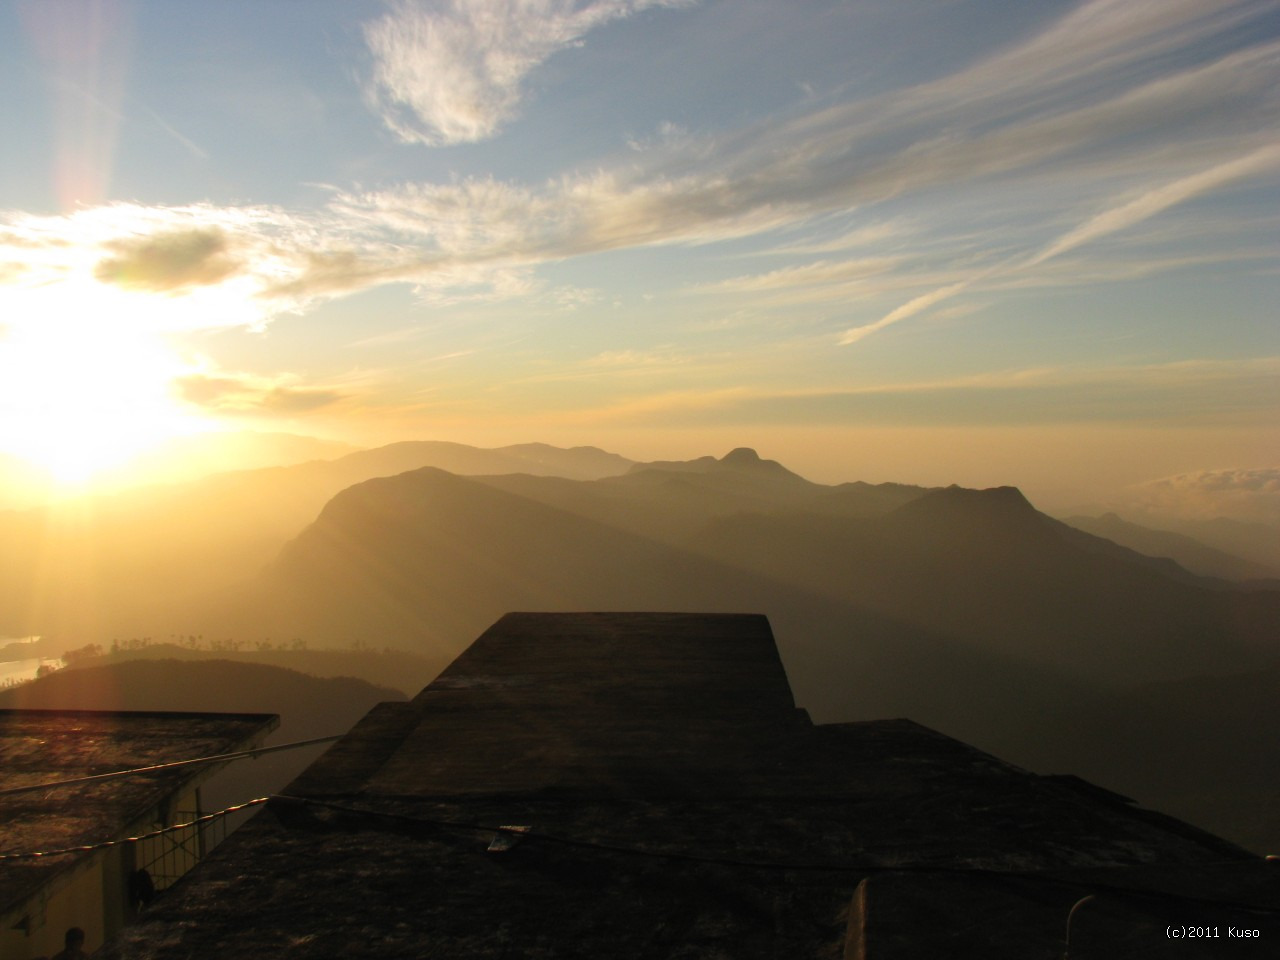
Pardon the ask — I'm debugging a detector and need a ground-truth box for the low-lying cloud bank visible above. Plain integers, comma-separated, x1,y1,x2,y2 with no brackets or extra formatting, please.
1122,467,1280,525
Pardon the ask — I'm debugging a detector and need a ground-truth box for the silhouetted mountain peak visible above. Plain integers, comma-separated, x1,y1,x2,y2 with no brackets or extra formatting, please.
626,448,805,486
945,483,1033,508
721,447,763,466
893,484,1042,533
719,447,800,479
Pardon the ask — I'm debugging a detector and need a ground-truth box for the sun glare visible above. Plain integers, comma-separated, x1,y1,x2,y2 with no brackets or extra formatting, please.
0,278,207,490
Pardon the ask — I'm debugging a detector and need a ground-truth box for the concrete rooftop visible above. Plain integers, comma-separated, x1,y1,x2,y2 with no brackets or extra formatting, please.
0,709,278,925
96,613,1278,959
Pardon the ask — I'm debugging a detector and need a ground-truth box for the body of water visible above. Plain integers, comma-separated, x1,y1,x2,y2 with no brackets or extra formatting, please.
0,657,58,686
0,637,56,686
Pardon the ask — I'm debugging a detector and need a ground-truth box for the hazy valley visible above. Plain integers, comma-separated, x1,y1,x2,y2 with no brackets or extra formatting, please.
1,440,1277,853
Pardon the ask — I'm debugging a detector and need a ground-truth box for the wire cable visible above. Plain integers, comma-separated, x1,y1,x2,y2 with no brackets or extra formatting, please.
271,795,1280,917
3,792,1277,919
0,735,343,797
0,798,270,861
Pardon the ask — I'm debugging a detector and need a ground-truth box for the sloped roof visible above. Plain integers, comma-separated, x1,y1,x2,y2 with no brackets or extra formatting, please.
0,708,278,920
97,613,1278,958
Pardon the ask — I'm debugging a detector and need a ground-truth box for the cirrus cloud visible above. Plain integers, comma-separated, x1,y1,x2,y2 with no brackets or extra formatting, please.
2,0,1275,343
175,372,346,416
364,0,694,146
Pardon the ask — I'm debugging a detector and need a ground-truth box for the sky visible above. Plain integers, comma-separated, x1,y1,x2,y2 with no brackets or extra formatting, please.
0,0,1276,514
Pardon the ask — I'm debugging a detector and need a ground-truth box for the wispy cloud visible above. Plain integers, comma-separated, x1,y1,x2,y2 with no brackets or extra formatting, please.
363,0,693,145
0,203,409,332
698,256,904,296
2,0,1275,339
1027,143,1280,267
838,279,979,346
143,107,210,160
752,219,912,257
345,0,1279,311
567,356,1280,428
840,141,1280,344
174,371,346,415
566,385,752,424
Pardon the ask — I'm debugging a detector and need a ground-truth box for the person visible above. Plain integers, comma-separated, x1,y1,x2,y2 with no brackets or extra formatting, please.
129,867,156,912
50,926,88,960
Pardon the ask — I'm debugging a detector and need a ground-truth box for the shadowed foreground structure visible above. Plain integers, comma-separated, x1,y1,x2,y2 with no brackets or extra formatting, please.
99,613,1277,958
0,709,278,959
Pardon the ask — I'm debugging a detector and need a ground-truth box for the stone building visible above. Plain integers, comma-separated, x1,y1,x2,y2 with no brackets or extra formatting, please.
0,708,277,958
98,613,1276,958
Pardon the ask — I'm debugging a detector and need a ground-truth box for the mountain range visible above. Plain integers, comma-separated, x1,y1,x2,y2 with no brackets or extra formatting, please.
0,441,633,641
243,447,1279,850
1063,512,1279,582
0,440,1275,851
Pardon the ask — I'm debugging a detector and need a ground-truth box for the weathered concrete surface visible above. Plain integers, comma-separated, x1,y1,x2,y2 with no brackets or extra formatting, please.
0,708,278,935
97,613,1279,959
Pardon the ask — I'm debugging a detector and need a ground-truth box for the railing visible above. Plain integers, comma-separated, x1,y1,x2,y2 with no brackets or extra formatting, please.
134,806,229,892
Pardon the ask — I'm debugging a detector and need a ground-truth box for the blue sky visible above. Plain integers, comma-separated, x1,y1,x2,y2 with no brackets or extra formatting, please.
0,0,1276,511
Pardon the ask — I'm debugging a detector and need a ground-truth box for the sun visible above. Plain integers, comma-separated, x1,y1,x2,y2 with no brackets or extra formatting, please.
0,279,208,491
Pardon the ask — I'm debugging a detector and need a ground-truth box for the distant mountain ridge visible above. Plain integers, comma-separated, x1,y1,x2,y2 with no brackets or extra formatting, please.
232,454,1279,851
332,440,631,484
1065,512,1279,581
630,446,807,482
0,440,635,640
246,451,1276,687
1,442,1276,853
